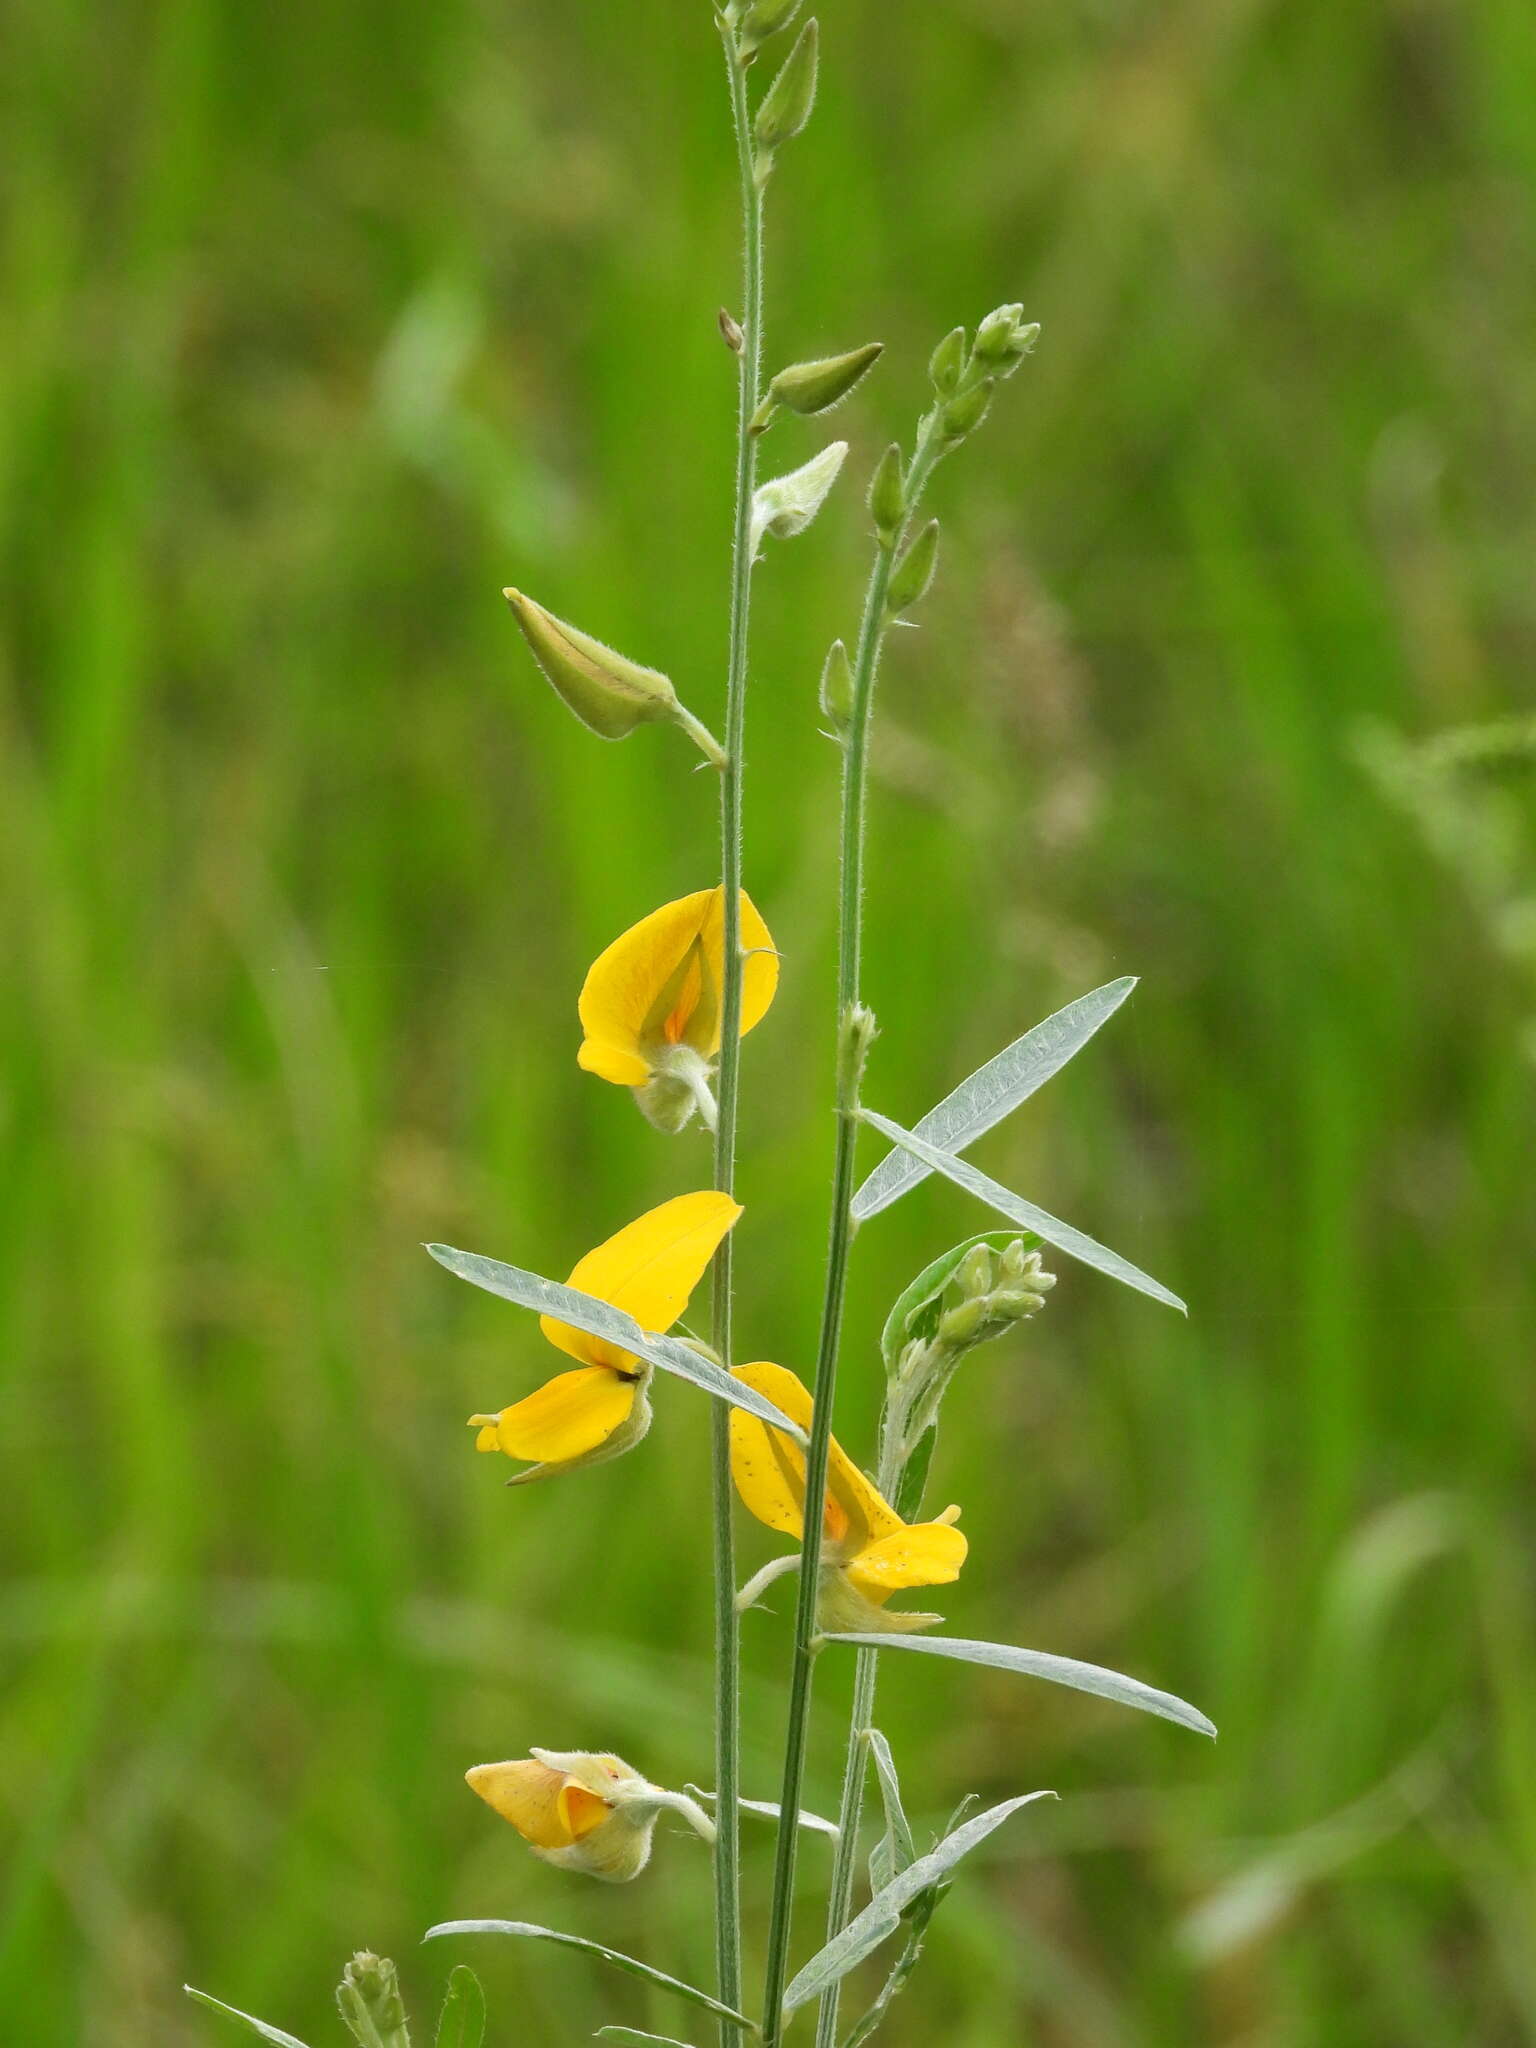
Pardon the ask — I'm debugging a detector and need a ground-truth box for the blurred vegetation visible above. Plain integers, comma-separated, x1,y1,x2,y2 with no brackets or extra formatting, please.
3,0,1534,2042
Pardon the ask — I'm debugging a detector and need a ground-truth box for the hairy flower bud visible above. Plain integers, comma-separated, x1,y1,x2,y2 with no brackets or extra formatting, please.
737,0,802,61
954,1244,995,1299
750,440,847,552
940,376,997,440
886,517,940,613
466,1750,713,1884
867,442,906,546
503,589,724,765
928,325,967,395
754,18,819,165
336,1953,409,2048
759,342,882,427
819,637,855,733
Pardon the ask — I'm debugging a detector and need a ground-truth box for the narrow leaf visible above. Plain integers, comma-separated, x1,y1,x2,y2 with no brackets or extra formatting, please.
688,1786,839,1838
864,1727,915,1895
825,1633,1217,1738
597,2033,697,2048
436,1966,486,2048
425,1246,806,1440
422,1923,753,2031
184,1988,312,2048
856,1113,1186,1314
853,979,1137,1220
781,1793,1054,2014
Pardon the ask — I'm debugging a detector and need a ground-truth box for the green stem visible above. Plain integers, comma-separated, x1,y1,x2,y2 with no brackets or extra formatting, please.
709,20,765,2039
760,419,948,2047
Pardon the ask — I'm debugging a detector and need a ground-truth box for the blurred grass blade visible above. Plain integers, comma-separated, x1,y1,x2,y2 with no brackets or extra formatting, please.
864,1727,915,1894
436,1965,486,2048
857,1112,1186,1313
781,1792,1054,2015
826,1633,1216,1737
422,1923,754,2029
183,1988,312,2048
852,979,1137,1219
425,1245,806,1438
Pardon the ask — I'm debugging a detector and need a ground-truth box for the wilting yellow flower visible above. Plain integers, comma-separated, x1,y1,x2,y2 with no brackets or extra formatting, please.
469,1191,740,1483
577,888,779,1133
465,1748,714,1884
729,1361,967,1632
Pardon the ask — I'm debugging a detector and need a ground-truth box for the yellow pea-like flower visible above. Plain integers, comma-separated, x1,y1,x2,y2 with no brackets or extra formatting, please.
469,1190,741,1484
577,888,779,1133
728,1361,967,1632
465,1748,715,1884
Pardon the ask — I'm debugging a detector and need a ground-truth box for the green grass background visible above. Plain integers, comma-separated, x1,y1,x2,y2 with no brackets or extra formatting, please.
3,0,1534,2041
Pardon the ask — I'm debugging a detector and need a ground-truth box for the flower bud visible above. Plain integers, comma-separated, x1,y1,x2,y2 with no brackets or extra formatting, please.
466,1750,712,1884
973,303,1024,361
336,1953,408,2048
762,342,882,424
886,517,940,614
718,306,745,354
928,326,967,395
940,376,997,440
937,1297,986,1346
754,18,818,161
737,0,802,60
819,637,854,732
867,442,906,546
954,1244,995,1298
503,589,724,765
749,439,847,552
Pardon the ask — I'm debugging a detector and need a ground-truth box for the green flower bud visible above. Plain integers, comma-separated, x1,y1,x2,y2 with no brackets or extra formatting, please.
998,1237,1032,1281
503,589,724,765
928,326,967,395
973,303,1024,361
819,637,854,732
765,342,883,420
336,1953,410,2048
718,306,745,354
754,18,818,161
940,376,997,440
989,1284,1050,1318
737,0,803,62
937,1297,986,1346
867,442,906,546
954,1244,995,1298
886,517,940,614
749,439,847,552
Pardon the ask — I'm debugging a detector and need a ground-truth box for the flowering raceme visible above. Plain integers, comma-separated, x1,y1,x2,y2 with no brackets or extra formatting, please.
469,1191,740,1483
577,888,779,1133
729,1361,968,1631
465,1748,715,1884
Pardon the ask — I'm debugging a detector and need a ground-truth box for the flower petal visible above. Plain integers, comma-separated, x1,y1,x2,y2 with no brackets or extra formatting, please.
490,1366,639,1462
577,889,779,1079
465,1758,576,1848
558,1780,615,1841
728,1361,903,1555
844,1519,969,1599
542,1190,741,1369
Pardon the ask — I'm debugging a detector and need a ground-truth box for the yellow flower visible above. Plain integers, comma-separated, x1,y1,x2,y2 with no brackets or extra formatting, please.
465,1748,714,1883
728,1361,967,1632
469,1191,740,1483
577,888,779,1133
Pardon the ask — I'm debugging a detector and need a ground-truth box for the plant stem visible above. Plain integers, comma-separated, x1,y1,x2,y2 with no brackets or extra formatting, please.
709,20,765,2040
759,418,948,2047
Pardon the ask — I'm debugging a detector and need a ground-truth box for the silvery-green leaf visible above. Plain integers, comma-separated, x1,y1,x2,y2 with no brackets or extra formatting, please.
824,1632,1216,1738
878,1231,1035,1372
687,1786,839,1838
183,1989,312,2048
856,1113,1186,1315
425,1246,806,1440
423,1924,752,2031
781,1793,1054,2015
597,2033,697,2048
865,1727,915,1895
436,1966,486,2048
853,979,1137,1220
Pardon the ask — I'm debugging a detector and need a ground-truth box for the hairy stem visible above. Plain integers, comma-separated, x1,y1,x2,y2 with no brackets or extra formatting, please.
760,419,948,2046
708,21,766,2038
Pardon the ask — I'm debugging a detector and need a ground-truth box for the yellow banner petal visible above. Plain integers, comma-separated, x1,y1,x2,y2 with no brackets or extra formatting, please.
465,1758,576,1848
542,1190,741,1369
730,1361,815,1538
491,1365,639,1462
577,888,779,1079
